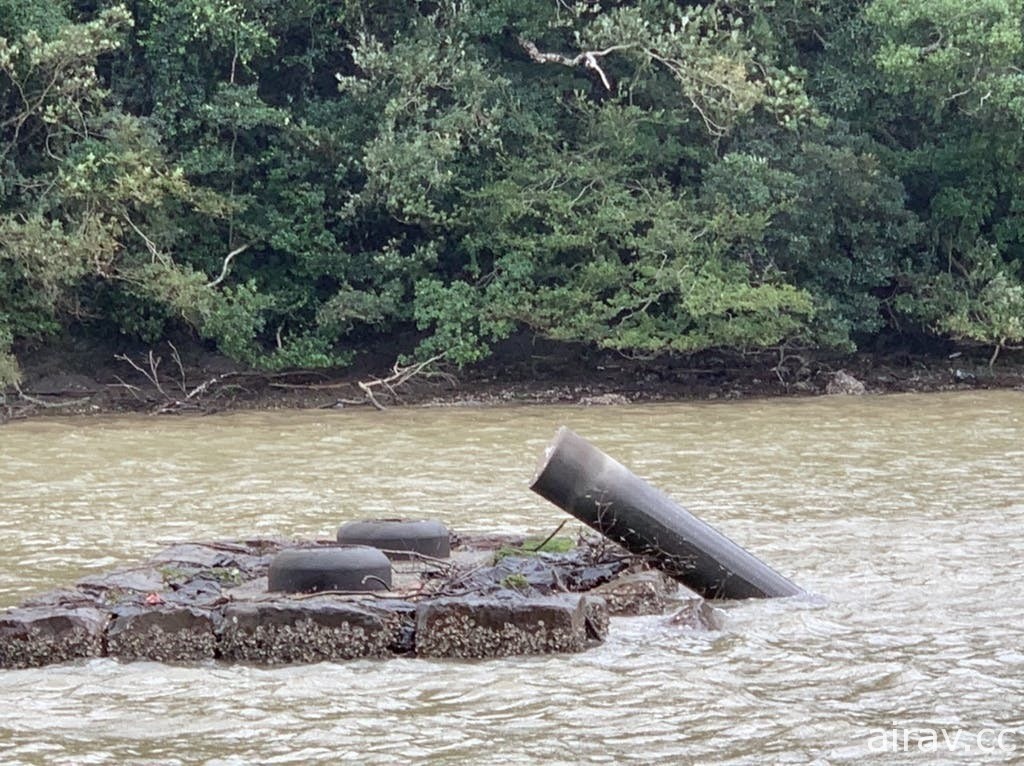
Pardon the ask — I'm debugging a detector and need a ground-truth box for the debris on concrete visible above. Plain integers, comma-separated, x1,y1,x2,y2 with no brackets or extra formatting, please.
0,532,714,668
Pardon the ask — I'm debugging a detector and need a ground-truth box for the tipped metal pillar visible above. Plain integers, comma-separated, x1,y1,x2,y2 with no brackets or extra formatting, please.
530,427,802,599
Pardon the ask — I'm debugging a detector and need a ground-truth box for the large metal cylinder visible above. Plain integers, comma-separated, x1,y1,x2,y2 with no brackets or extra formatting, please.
529,426,802,599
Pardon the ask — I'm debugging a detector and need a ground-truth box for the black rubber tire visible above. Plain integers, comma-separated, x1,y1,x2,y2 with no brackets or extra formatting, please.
336,519,451,560
267,546,392,593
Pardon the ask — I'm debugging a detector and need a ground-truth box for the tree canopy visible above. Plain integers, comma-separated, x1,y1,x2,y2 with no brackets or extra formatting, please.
2,0,1023,384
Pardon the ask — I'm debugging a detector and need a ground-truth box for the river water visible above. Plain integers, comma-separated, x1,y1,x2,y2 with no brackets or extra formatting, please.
0,392,1022,764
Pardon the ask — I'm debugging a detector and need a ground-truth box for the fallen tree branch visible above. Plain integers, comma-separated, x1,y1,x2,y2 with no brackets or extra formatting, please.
109,377,145,402
114,349,170,400
356,353,455,410
168,342,187,395
115,343,247,413
290,588,418,601
11,383,92,409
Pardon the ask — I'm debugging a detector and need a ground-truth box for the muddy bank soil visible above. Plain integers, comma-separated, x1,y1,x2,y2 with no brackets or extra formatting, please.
4,336,1023,420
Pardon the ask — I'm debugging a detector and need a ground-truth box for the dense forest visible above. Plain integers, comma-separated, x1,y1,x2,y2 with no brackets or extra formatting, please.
2,0,1023,386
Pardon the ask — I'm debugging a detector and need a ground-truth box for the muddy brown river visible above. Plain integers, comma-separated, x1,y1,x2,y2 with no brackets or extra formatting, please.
1,392,1022,764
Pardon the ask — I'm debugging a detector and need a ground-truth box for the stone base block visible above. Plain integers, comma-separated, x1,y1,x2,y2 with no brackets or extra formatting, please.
590,570,680,616
415,594,599,658
107,605,219,661
219,599,410,663
0,607,107,668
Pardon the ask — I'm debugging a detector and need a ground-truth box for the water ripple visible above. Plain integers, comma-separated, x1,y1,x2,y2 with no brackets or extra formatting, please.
1,391,1022,763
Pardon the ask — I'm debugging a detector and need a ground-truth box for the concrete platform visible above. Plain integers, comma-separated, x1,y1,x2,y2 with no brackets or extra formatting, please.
0,533,711,668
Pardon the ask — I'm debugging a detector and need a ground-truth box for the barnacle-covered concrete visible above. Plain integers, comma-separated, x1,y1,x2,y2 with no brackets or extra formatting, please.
219,599,411,663
0,533,709,668
106,604,220,662
415,594,593,658
0,605,108,669
590,570,679,616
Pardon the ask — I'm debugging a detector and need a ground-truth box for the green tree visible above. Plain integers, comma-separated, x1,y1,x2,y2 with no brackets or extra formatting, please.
864,0,1024,358
4,0,1023,389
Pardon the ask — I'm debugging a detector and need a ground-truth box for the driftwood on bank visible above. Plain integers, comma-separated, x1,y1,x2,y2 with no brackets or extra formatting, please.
530,426,803,599
355,353,454,410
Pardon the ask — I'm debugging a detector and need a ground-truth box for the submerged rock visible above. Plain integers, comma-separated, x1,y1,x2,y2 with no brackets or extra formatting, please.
591,570,680,616
668,597,723,631
578,393,630,406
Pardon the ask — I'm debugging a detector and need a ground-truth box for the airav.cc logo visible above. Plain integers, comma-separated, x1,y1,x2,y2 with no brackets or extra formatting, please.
867,723,1016,755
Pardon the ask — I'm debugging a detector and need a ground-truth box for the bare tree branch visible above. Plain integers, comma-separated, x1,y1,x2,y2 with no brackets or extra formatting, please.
518,35,734,136
116,350,170,399
518,37,633,91
918,33,943,58
207,243,251,288
115,343,244,413
122,214,169,265
356,353,454,410
110,376,145,402
168,342,187,394
531,520,569,552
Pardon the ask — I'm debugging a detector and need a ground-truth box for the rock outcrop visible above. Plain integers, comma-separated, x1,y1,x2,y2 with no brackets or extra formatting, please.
825,370,867,395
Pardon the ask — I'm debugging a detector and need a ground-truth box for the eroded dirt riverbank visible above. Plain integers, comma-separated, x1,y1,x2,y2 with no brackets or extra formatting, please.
4,338,1023,421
